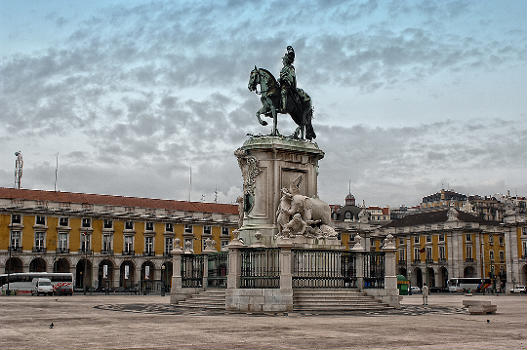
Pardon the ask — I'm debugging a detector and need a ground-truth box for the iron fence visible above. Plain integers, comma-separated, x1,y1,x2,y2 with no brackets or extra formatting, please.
363,252,385,288
240,248,280,288
207,252,228,288
181,254,204,288
292,249,357,288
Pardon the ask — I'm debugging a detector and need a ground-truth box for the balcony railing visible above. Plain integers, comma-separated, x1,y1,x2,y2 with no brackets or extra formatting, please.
32,247,47,253
57,248,70,254
9,246,22,253
122,250,135,256
143,251,155,257
438,258,447,263
101,249,114,255
163,252,172,258
465,258,474,262
79,249,92,254
425,258,434,263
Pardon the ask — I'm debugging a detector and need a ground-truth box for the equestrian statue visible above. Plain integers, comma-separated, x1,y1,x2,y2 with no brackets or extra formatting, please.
248,46,316,140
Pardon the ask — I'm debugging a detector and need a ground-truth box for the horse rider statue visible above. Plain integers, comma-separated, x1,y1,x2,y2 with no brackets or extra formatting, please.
280,46,296,113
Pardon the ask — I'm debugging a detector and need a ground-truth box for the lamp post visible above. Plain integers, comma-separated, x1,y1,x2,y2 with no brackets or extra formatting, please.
82,232,88,295
6,245,11,296
161,264,166,297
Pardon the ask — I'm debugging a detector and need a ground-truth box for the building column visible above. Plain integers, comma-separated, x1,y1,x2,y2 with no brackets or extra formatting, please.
277,238,293,312
351,234,365,291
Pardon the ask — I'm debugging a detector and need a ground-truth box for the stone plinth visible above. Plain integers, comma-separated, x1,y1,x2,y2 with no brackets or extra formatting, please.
235,136,324,247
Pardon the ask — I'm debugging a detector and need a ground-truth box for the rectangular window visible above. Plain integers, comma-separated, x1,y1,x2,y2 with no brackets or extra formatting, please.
165,223,173,232
202,238,207,251
439,234,445,242
102,234,112,252
103,219,113,229
145,237,153,255
59,217,69,227
10,231,21,249
184,224,193,233
466,246,472,260
399,238,404,245
522,241,527,258
489,250,494,262
145,222,154,231
426,247,432,260
499,236,504,246
81,218,91,228
165,237,173,254
221,240,228,248
11,214,21,224
125,221,134,230
465,234,472,242
80,233,91,252
426,235,432,243
36,215,46,226
522,227,527,236
414,248,420,262
414,236,419,244
488,234,494,245
124,236,133,254
499,251,504,263
203,225,212,235
398,249,405,261
222,227,229,236
34,231,45,250
58,233,68,252
439,246,446,260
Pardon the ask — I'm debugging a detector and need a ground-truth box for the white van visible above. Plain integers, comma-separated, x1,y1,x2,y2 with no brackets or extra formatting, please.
31,278,54,296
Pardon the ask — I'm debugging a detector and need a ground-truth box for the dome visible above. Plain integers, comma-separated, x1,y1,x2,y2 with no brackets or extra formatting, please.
345,193,355,206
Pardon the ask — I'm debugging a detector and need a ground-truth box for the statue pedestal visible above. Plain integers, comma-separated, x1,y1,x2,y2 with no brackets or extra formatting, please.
235,136,325,247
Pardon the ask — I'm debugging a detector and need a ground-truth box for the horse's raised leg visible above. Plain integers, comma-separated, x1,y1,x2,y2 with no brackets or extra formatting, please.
256,107,268,126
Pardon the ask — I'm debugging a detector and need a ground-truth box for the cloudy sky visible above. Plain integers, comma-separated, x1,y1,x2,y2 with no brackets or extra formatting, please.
1,0,525,208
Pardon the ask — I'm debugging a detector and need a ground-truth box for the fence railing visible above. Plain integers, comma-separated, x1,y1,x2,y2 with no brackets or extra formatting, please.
292,249,357,288
181,254,204,288
364,252,385,288
207,252,228,288
240,248,280,288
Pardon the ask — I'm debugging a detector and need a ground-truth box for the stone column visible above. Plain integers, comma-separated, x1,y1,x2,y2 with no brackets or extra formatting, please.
170,239,183,303
277,238,293,312
382,234,399,308
112,264,119,289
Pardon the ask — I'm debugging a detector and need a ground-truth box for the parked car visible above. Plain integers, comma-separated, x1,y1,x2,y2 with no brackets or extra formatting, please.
31,278,54,296
410,286,421,294
510,285,526,294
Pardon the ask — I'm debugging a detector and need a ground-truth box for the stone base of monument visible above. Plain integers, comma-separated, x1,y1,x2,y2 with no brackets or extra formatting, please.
225,289,293,313
235,135,325,247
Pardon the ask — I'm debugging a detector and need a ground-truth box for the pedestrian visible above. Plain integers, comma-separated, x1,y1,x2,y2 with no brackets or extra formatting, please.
422,283,429,305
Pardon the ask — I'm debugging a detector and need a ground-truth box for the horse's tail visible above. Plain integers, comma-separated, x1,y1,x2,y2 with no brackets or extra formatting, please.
305,106,316,140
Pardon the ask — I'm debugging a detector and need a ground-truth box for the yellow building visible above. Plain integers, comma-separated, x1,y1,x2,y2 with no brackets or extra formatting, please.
0,187,238,291
378,206,527,293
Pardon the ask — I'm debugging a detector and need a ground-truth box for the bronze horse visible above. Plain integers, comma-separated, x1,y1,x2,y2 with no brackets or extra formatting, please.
248,67,316,140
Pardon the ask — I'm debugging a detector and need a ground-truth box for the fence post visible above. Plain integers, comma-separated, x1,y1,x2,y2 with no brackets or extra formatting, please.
202,238,218,290
170,238,184,303
351,234,365,291
227,232,244,289
382,234,399,307
277,238,293,312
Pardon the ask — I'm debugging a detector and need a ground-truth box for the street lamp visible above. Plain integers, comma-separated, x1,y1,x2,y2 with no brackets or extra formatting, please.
6,245,11,296
82,232,88,295
161,264,166,297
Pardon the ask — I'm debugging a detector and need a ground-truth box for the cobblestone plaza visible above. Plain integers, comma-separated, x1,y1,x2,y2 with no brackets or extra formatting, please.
1,294,525,349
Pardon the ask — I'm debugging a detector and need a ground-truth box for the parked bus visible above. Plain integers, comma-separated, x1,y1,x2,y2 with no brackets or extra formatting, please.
447,278,491,293
0,272,74,295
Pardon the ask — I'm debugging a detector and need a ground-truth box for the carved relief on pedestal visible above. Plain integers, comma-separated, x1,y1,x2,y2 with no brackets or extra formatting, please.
234,148,263,214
